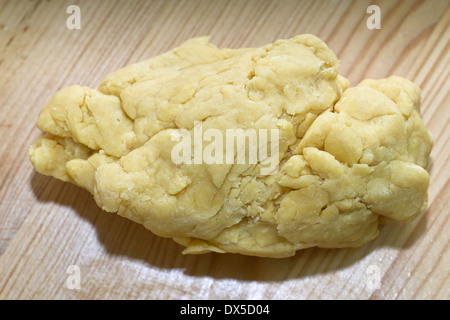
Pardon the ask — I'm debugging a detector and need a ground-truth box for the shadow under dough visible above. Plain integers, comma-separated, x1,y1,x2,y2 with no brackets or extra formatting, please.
30,171,428,282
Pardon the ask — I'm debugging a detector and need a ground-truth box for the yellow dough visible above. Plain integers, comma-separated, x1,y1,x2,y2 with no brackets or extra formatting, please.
29,35,433,257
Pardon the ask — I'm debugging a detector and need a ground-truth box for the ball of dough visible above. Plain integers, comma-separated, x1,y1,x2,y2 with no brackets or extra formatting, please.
29,35,432,257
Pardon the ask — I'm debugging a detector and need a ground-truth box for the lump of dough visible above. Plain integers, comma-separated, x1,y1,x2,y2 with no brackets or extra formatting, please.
29,35,432,258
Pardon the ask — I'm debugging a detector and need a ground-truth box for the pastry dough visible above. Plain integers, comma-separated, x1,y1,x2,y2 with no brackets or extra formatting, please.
29,35,433,257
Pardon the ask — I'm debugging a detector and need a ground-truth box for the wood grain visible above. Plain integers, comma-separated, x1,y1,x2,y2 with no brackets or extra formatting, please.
0,0,448,300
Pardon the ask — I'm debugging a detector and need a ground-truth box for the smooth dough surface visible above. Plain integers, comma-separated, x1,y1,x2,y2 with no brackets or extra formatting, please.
29,35,433,257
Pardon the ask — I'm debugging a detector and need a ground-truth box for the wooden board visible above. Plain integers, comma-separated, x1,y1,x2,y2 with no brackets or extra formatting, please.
0,0,449,300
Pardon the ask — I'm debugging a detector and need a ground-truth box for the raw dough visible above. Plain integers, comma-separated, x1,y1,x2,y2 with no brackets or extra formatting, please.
29,35,433,257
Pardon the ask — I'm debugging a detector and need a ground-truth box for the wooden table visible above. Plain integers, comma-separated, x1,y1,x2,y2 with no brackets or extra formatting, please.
0,0,448,300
